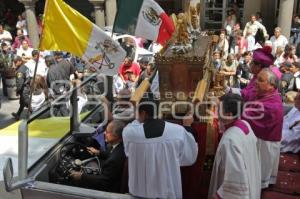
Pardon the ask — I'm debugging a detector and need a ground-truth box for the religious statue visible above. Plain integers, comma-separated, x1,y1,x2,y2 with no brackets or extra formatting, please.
212,72,225,97
176,13,190,46
189,3,200,31
170,12,192,54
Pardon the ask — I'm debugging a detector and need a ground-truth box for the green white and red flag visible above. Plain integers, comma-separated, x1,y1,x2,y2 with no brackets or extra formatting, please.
113,0,175,45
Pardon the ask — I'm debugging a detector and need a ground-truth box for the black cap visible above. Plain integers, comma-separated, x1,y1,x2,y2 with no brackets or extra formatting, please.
32,49,39,57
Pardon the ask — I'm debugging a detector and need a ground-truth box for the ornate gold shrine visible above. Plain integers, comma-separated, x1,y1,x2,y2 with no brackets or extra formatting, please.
156,35,212,102
154,32,222,162
155,33,221,116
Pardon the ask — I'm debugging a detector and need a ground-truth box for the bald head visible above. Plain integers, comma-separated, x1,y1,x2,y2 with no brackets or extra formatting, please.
256,68,279,95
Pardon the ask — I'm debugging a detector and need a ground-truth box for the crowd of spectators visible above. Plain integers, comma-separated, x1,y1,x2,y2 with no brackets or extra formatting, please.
213,12,300,103
0,3,299,199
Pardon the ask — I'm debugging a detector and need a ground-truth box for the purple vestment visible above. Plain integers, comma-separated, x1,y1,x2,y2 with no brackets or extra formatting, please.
225,119,250,135
241,47,278,102
243,89,283,141
241,76,257,102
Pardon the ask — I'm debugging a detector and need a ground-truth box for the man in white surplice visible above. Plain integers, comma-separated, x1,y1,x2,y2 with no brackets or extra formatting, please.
208,93,261,199
122,100,198,199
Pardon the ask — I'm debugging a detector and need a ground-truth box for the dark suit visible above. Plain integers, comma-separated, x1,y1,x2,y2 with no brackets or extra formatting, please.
80,143,126,193
47,59,75,116
47,59,75,94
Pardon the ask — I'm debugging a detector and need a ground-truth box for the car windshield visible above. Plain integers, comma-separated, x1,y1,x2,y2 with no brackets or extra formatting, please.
0,75,104,180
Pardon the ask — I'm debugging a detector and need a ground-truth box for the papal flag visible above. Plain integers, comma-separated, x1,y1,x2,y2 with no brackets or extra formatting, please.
40,0,126,76
113,0,175,45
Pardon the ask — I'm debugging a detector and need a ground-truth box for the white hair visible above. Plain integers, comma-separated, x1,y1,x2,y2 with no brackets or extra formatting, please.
111,120,126,137
274,27,281,33
261,68,279,89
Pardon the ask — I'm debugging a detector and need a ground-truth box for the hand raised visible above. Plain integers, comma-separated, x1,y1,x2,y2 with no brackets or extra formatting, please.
87,147,100,156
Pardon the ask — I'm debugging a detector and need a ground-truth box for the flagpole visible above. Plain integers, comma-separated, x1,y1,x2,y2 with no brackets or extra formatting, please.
26,51,40,119
106,2,119,102
26,0,49,119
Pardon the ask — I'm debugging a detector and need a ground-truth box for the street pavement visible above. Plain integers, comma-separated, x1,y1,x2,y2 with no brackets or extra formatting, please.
0,87,29,130
0,95,19,129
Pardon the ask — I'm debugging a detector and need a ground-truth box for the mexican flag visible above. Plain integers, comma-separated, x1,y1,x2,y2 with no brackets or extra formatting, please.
40,0,126,76
113,0,175,45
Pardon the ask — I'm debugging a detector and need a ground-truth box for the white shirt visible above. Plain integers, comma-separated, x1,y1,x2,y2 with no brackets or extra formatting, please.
111,143,120,152
270,35,288,55
274,53,285,68
0,30,12,45
208,121,261,199
148,43,162,53
216,39,229,59
113,74,124,97
66,93,88,114
246,35,256,51
243,21,268,38
31,91,46,112
123,120,198,199
294,71,300,90
224,20,234,35
17,47,33,58
16,19,28,36
281,107,300,153
25,58,48,78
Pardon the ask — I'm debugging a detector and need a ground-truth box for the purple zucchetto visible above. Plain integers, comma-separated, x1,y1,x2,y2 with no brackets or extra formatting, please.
252,47,275,67
270,66,282,80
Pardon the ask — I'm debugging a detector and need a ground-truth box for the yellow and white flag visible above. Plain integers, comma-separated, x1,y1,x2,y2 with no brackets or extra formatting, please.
40,0,126,76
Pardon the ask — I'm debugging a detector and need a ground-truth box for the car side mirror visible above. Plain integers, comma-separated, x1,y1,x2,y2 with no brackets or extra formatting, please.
3,158,14,192
3,158,34,192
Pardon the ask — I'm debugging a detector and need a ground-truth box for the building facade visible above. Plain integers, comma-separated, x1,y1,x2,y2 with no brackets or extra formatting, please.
12,0,300,48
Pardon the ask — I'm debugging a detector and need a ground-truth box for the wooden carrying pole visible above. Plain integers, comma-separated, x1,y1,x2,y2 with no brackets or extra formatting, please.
192,79,208,103
130,78,151,104
130,66,158,104
192,67,212,103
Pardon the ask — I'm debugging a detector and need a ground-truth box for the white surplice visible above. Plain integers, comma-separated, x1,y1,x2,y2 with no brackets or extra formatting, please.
123,120,198,199
281,107,300,153
208,121,261,199
257,138,280,188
